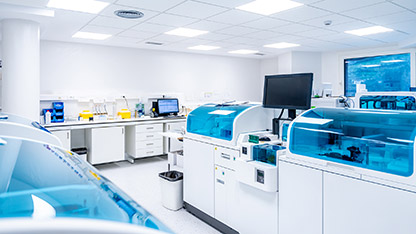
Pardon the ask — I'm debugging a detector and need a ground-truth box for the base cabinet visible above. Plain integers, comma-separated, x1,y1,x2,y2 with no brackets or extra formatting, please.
51,130,71,149
86,127,125,165
183,138,215,217
280,160,416,234
324,173,416,234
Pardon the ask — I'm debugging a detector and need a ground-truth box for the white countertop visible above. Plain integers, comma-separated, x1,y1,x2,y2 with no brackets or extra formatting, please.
44,116,186,130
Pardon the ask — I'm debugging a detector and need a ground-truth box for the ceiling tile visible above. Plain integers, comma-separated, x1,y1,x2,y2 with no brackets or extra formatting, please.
117,30,156,39
147,34,188,43
180,38,217,45
271,5,332,22
132,22,175,33
206,9,262,25
388,19,416,34
222,36,258,44
293,28,338,38
0,0,48,8
216,26,259,36
186,20,230,31
243,17,291,30
89,15,140,29
311,0,385,13
342,2,407,20
166,1,228,19
80,25,124,35
365,10,416,26
388,0,416,10
146,13,199,27
302,14,355,28
116,0,186,12
326,20,373,32
271,23,317,34
198,32,234,41
363,31,410,43
99,4,161,20
245,30,283,40
194,0,254,8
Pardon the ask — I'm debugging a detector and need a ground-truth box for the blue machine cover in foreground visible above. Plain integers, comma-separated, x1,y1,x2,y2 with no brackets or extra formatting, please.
0,136,171,233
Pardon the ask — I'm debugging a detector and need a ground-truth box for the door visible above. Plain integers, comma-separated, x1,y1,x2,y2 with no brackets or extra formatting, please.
183,138,215,217
51,130,71,149
214,165,237,228
324,172,416,234
279,161,323,234
88,127,125,164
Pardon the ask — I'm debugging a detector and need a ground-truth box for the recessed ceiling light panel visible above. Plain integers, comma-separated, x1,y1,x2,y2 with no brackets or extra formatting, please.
236,0,303,16
72,31,112,40
228,49,259,54
47,0,109,14
165,28,208,37
345,26,393,36
264,42,300,49
188,45,220,51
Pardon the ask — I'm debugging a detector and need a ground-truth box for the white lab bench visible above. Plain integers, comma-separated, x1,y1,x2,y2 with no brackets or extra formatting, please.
45,116,186,165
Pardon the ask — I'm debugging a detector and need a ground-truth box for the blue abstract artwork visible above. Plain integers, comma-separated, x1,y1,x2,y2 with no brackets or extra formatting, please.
344,53,411,96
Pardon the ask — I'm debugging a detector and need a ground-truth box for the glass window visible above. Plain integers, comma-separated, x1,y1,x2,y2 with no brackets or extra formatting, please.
344,53,411,97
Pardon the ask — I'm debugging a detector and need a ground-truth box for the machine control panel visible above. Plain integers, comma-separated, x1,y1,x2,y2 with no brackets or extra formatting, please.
256,169,265,184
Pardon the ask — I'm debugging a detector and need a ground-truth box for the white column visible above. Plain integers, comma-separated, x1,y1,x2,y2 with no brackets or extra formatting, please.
2,19,40,121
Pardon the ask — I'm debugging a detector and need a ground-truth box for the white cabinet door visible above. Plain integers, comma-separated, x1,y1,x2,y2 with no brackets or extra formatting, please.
324,172,416,234
51,130,71,149
87,127,124,165
279,161,323,234
183,138,215,217
214,165,237,228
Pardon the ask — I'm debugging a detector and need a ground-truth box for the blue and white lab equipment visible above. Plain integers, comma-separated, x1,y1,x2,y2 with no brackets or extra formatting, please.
184,102,278,234
279,107,416,234
0,113,171,234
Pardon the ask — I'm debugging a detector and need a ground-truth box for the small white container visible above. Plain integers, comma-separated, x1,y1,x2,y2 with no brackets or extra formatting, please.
159,171,183,211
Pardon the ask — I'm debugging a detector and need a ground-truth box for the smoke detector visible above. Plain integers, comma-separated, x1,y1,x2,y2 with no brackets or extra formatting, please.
114,10,144,19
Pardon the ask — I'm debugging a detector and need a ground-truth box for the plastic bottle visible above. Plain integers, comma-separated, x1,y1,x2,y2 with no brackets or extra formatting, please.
45,110,51,125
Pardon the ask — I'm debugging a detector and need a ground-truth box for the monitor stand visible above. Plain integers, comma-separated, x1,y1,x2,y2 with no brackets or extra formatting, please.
288,109,296,120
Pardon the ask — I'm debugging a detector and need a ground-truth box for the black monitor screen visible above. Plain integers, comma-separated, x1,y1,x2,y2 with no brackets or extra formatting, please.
263,73,313,110
157,99,179,115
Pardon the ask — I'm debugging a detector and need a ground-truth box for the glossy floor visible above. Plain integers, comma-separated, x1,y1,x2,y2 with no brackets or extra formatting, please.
96,156,220,234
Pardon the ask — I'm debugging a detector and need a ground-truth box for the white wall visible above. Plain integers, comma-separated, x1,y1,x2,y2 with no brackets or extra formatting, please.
40,41,263,103
260,57,279,97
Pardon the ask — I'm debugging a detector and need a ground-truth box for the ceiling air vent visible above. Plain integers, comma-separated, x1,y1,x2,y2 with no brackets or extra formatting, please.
145,42,164,46
114,10,144,19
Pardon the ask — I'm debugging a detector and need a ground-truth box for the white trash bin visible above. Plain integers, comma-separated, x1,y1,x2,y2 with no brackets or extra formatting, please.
159,171,183,211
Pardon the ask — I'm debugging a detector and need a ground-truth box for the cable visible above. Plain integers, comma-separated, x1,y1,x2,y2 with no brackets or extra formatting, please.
123,96,130,110
277,109,285,120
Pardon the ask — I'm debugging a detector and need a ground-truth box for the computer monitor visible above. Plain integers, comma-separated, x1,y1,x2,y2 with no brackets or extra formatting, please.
157,98,179,116
263,73,313,110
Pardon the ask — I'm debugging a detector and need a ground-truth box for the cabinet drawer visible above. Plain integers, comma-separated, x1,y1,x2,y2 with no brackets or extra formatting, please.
136,147,163,158
214,146,239,170
136,124,163,133
136,139,163,149
136,132,162,141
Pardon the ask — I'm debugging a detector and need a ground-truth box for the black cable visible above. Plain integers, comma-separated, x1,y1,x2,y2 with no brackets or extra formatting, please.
277,109,285,120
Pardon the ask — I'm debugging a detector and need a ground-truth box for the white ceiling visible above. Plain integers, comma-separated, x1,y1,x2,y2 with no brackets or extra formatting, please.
0,0,415,58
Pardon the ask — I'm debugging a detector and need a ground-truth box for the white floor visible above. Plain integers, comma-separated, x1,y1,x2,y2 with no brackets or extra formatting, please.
96,156,221,234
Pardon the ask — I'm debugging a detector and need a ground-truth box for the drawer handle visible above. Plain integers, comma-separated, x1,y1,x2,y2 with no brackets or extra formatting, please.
147,151,154,154
146,143,154,146
216,179,225,185
221,153,230,160
146,127,154,130
147,135,154,138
